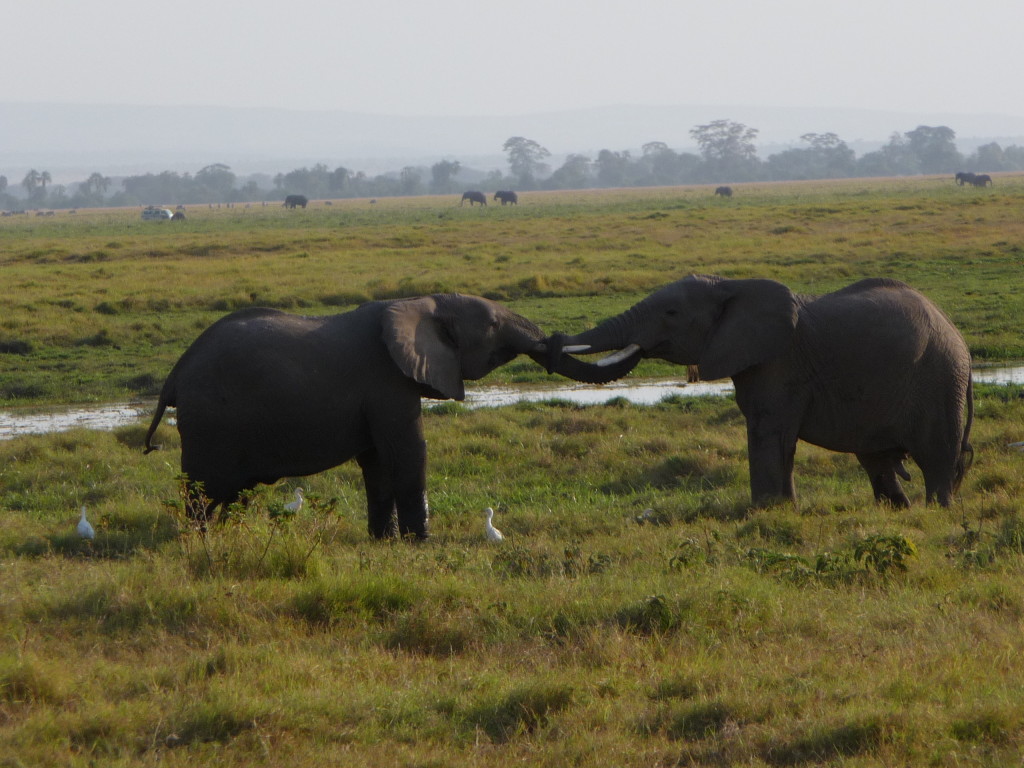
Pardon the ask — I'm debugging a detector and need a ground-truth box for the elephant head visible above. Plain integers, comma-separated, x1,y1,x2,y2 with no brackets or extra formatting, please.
546,274,799,382
382,294,636,401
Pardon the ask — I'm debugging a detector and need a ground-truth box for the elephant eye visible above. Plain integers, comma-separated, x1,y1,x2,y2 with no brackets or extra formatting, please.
665,308,678,317
438,322,458,347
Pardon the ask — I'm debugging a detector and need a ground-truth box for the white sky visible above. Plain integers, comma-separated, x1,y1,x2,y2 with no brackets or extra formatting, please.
6,0,1023,118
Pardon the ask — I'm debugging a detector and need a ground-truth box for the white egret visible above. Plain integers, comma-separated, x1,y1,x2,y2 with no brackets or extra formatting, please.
484,507,504,542
285,488,304,512
77,506,95,540
1009,441,1024,452
635,508,655,524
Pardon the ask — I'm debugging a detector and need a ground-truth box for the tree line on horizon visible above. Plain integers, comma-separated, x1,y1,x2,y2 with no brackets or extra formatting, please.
2,121,1022,210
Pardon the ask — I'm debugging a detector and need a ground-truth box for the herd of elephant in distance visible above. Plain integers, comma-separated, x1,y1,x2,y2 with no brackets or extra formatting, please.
143,271,974,541
955,172,994,187
279,174,986,215
281,191,519,209
460,190,518,206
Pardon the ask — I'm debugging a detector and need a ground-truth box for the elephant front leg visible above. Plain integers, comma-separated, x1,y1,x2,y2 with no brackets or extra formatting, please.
361,417,430,540
745,419,798,507
357,448,398,539
392,433,429,540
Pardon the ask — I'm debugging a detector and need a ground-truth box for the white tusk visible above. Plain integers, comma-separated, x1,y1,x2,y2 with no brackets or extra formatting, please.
562,344,592,353
596,344,642,367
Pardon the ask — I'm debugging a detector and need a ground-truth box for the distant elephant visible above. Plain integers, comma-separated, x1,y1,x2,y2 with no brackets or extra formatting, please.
144,295,629,538
714,186,733,197
955,172,976,186
171,211,186,221
461,191,487,207
544,275,973,508
283,194,309,209
494,190,518,205
970,174,993,187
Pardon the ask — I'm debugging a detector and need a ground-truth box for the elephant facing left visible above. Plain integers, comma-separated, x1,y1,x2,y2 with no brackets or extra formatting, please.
544,276,974,509
144,294,631,539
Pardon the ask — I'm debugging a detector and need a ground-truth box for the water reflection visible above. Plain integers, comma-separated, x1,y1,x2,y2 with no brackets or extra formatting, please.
972,365,1024,385
0,402,151,442
463,379,731,408
1,365,1021,441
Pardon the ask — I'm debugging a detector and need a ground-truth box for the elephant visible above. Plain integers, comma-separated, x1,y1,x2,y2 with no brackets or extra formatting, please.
494,190,518,205
971,174,993,187
283,194,309,209
143,295,630,539
714,186,733,197
544,275,974,508
955,172,976,186
461,191,487,207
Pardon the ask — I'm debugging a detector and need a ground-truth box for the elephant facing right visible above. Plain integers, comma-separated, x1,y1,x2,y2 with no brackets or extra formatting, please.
544,275,974,508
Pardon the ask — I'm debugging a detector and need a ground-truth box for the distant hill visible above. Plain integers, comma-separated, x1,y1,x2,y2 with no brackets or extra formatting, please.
2,101,1024,181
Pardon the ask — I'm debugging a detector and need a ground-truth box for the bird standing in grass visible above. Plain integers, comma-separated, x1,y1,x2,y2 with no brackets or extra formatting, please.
285,488,304,512
484,507,504,542
77,506,95,540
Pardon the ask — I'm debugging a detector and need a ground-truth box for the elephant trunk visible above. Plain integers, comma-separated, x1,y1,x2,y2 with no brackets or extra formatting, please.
530,337,641,384
541,305,645,383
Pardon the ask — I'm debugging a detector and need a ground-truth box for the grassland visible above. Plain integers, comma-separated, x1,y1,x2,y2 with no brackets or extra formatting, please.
2,175,1023,404
2,178,1024,766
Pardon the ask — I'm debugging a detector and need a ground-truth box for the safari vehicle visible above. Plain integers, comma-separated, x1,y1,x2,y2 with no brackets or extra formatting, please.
141,206,173,220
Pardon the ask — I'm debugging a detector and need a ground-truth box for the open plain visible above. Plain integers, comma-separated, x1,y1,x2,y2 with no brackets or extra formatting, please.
2,178,1024,766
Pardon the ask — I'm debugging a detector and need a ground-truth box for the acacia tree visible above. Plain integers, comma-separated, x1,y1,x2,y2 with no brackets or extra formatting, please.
503,136,550,189
595,149,632,187
969,142,1008,172
329,166,351,196
689,120,760,181
548,154,592,189
21,169,51,203
81,172,111,197
766,133,856,180
21,169,40,195
400,166,423,196
430,160,461,193
903,125,962,173
195,163,237,201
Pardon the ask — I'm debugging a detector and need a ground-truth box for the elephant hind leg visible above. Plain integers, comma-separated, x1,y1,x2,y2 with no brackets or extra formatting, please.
856,451,912,508
910,438,965,507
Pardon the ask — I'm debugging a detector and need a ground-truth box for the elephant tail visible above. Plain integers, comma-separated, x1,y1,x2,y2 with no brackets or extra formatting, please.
143,373,176,455
953,377,975,491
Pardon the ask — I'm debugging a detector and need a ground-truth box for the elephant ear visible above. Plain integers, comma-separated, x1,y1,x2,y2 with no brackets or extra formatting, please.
698,279,798,381
383,297,465,400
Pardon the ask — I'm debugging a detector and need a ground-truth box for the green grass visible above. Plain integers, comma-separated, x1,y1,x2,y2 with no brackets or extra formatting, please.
2,176,1024,404
2,387,1024,765
3,179,1024,765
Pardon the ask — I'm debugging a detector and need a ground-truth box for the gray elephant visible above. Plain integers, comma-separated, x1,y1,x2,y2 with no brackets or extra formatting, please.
971,174,993,187
955,172,976,186
283,194,308,209
144,295,628,538
714,186,733,197
461,191,487,206
494,190,518,205
544,275,974,508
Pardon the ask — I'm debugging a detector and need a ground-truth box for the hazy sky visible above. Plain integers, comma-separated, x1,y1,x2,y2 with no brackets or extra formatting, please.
7,0,1022,118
